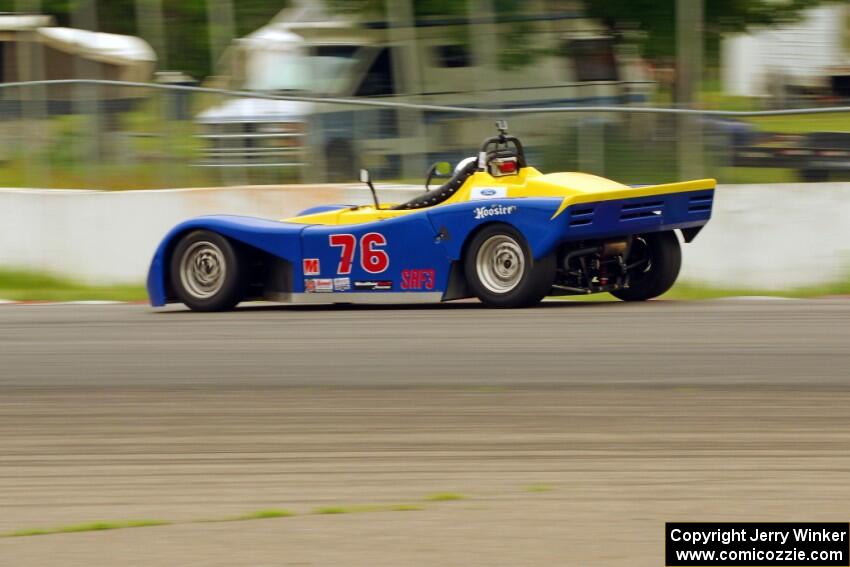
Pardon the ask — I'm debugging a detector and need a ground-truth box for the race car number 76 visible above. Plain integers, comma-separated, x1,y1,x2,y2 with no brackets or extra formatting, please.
329,233,389,274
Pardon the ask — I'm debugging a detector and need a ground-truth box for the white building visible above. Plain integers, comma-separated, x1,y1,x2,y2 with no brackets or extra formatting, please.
0,13,155,86
722,4,850,98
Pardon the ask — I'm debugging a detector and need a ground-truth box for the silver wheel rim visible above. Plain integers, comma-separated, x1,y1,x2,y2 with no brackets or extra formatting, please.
476,234,525,294
179,241,226,299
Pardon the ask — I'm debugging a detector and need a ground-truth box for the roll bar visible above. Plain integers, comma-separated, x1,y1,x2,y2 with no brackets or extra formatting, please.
477,120,527,171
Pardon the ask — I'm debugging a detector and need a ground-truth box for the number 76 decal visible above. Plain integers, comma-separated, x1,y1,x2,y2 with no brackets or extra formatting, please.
329,233,389,274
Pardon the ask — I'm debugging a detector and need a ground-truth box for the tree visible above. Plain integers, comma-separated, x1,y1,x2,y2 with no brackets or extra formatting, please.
584,0,829,61
0,0,287,80
329,0,829,64
2,0,829,78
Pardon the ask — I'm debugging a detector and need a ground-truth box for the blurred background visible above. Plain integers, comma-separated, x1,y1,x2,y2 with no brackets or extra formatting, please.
0,0,847,190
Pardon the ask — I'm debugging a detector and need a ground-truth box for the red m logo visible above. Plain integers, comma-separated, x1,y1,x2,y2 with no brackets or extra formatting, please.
302,258,320,275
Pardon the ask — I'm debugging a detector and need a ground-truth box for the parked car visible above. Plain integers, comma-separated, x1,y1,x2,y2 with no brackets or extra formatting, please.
733,131,850,181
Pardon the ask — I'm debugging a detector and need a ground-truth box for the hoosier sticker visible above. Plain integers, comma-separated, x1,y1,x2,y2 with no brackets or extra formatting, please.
473,203,517,220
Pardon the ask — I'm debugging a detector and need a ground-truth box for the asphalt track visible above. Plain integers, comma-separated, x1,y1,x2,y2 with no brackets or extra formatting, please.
1,299,849,386
1,299,850,566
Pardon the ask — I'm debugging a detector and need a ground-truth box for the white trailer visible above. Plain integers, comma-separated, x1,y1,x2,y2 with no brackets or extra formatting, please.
197,0,652,182
722,4,850,99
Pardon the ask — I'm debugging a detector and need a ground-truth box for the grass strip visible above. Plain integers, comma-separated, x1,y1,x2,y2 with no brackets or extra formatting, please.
5,519,170,537
1,501,429,538
424,492,465,502
524,484,555,493
0,270,146,302
557,278,850,302
313,503,423,515
663,280,850,300
233,509,295,520
2,268,846,304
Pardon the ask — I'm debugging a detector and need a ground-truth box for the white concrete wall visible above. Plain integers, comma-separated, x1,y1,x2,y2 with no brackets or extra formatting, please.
680,184,850,289
0,184,422,285
1,183,848,290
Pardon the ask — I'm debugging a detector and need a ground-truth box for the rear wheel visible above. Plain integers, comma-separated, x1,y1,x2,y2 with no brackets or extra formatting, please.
464,224,556,308
170,230,245,311
611,231,681,302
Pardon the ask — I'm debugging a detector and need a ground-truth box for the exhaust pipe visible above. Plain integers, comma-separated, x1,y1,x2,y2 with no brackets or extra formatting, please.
562,239,629,270
600,239,627,258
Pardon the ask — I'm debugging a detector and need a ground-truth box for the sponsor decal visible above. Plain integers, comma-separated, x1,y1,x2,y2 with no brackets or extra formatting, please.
302,258,321,276
473,203,517,220
401,269,436,290
305,278,333,293
470,186,507,200
353,280,393,291
333,277,351,292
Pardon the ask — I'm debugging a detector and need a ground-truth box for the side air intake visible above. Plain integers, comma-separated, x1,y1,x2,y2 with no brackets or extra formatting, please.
688,193,713,214
569,207,595,227
620,200,664,221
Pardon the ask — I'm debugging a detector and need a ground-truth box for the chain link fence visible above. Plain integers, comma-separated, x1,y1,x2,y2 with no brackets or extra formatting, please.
1,79,849,190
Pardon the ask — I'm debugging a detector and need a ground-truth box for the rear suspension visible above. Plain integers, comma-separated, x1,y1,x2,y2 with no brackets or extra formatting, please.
553,237,636,295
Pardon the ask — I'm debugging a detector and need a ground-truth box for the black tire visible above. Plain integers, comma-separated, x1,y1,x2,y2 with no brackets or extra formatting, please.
611,231,681,302
169,230,245,312
326,140,356,182
463,224,556,308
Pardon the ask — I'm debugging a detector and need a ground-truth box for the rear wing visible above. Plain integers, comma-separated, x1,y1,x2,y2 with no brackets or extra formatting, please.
552,179,716,243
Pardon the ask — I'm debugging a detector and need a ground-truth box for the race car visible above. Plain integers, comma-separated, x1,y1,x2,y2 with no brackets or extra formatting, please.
147,123,714,311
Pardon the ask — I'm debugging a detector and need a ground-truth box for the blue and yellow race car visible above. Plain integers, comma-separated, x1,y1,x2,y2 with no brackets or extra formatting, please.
147,124,714,311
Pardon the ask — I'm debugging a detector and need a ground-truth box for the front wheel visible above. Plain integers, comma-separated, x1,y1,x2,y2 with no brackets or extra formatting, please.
464,224,556,308
170,230,245,311
611,231,681,302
